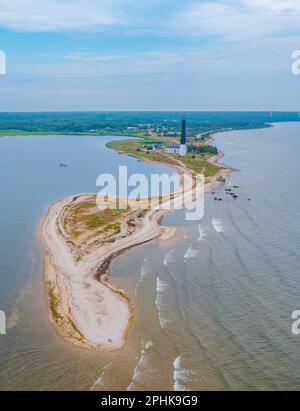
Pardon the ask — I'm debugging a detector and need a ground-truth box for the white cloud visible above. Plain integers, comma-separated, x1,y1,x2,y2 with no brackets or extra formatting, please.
0,0,123,31
247,0,300,13
27,45,284,82
1,0,299,38
34,50,186,78
173,2,265,38
172,0,300,41
0,0,177,32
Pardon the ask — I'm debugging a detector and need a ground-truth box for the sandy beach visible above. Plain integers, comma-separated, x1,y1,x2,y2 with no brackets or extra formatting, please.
40,148,232,351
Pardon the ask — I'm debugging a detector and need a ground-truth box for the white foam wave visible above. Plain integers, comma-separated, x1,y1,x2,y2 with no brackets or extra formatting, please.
127,340,153,391
90,362,112,391
135,258,151,294
155,278,170,329
212,217,224,233
198,225,207,242
163,248,177,266
173,356,194,391
184,246,199,260
140,258,150,280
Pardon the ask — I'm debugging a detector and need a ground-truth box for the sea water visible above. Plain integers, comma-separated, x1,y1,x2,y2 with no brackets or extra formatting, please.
0,123,300,390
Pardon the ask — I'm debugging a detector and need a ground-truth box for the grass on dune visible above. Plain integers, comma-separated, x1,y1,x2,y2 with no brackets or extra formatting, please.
107,139,221,177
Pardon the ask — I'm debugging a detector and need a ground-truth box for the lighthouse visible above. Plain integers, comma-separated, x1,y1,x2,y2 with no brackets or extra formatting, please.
179,119,187,156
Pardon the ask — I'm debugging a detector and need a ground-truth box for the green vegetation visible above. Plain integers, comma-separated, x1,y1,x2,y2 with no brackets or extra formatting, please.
0,111,294,137
104,239,116,244
179,154,221,177
67,317,85,340
3,111,295,148
86,215,104,228
48,282,63,322
63,197,130,241
107,139,179,167
106,139,144,155
107,137,221,177
0,130,54,136
188,144,218,155
105,222,121,232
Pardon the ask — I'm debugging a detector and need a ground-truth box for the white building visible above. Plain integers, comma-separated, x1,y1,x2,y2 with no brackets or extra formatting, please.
179,144,187,156
164,144,180,154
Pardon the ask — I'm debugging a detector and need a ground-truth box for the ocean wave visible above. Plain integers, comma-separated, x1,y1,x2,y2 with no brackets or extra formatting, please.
90,362,112,391
155,278,170,329
135,258,151,294
163,248,177,266
198,225,207,242
127,340,154,391
184,246,199,261
212,217,224,233
173,356,194,391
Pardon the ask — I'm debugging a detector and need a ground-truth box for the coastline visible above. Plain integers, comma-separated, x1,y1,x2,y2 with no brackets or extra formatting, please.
39,141,233,351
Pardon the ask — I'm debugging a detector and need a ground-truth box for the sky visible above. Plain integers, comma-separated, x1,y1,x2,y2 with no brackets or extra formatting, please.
0,0,299,111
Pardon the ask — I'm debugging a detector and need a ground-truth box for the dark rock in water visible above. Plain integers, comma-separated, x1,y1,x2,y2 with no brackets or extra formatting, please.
214,197,218,201
59,163,68,167
218,198,223,201
233,185,239,188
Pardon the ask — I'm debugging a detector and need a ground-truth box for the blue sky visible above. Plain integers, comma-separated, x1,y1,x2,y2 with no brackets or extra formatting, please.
0,0,299,111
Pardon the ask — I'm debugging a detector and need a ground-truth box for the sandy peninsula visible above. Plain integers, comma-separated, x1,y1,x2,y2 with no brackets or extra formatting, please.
40,147,231,351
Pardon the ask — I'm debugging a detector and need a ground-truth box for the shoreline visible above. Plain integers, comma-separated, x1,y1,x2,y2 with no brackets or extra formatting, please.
39,192,182,351
39,139,233,351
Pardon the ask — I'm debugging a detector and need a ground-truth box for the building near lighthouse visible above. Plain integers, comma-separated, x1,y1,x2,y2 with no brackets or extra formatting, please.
164,144,180,154
164,119,188,156
179,119,187,156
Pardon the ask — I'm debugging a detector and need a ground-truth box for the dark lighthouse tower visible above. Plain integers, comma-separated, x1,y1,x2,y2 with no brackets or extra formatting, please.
181,119,186,145
179,119,187,156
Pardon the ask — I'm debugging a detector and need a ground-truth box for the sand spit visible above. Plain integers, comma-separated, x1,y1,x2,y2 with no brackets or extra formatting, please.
40,193,177,351
40,147,232,351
